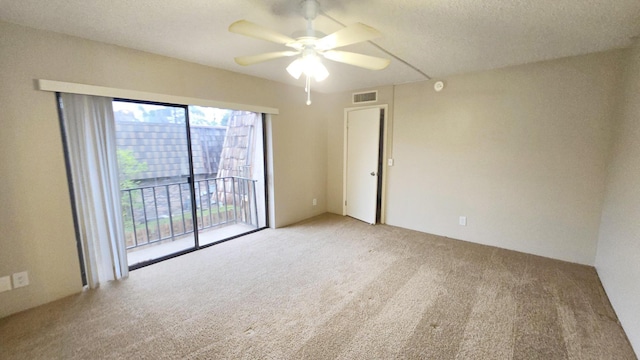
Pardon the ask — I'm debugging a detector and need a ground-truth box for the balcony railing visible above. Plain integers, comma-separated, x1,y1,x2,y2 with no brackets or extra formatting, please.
121,176,258,249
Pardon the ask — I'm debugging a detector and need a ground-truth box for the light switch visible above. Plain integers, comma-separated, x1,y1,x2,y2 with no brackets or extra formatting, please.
388,159,394,166
12,271,29,288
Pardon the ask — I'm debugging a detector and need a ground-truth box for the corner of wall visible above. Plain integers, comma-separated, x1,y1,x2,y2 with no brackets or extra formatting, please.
594,42,640,355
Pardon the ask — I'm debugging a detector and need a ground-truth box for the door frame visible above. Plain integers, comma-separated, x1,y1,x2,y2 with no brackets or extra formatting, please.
343,104,389,224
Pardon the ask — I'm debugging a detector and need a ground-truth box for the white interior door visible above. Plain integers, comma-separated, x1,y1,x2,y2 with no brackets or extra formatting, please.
346,108,381,224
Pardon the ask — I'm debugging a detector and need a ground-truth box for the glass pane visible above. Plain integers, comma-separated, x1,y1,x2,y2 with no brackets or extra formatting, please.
189,107,267,246
113,101,196,267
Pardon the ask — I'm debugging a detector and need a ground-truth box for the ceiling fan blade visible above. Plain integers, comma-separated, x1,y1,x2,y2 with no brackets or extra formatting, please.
229,20,296,45
234,51,300,66
315,23,382,50
323,50,390,70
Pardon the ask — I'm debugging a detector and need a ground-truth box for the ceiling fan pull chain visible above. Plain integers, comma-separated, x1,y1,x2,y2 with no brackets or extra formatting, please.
306,75,312,105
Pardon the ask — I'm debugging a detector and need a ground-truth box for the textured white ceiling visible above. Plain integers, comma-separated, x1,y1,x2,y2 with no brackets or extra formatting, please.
1,0,639,93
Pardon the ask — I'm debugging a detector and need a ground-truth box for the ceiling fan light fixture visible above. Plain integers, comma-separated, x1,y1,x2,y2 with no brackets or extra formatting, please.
286,53,329,82
286,58,304,79
309,60,329,82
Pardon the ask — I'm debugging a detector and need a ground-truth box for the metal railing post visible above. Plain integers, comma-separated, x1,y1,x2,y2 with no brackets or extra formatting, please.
222,179,228,224
166,185,174,240
252,180,258,228
206,179,213,227
196,180,204,230
214,178,221,225
232,177,238,224
127,190,138,248
152,187,160,241
179,184,187,233
141,188,151,245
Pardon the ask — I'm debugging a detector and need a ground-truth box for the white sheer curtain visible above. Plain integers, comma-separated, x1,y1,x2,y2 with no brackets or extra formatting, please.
59,93,128,288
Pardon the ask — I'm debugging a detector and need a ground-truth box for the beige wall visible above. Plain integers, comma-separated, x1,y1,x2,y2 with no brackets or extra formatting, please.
596,43,640,354
387,51,624,265
327,51,625,265
0,20,327,317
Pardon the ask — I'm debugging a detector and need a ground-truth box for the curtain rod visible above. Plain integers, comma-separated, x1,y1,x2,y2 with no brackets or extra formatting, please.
36,79,280,115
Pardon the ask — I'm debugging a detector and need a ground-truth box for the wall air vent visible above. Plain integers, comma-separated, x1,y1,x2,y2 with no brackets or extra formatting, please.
352,90,378,104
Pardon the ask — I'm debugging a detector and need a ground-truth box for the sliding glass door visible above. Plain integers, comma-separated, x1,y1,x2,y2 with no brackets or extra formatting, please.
113,101,197,267
113,101,268,269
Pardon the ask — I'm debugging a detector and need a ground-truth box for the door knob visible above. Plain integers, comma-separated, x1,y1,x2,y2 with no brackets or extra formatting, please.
370,172,376,176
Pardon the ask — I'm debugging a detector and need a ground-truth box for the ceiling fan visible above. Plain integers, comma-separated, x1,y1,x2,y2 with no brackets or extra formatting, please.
229,0,390,105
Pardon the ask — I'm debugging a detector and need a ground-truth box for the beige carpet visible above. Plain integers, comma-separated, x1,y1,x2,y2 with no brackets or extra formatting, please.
0,214,636,359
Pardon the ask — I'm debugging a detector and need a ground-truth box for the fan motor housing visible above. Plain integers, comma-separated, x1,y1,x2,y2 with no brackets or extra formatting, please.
301,0,320,20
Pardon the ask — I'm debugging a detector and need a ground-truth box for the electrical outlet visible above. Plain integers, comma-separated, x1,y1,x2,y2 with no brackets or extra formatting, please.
12,271,29,288
0,276,11,293
312,198,317,206
459,216,467,226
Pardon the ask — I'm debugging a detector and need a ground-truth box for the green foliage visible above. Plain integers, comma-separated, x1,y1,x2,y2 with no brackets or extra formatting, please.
143,107,186,124
117,149,147,189
116,149,148,222
220,112,230,126
189,106,214,126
